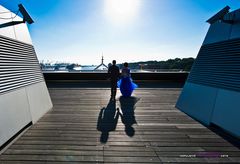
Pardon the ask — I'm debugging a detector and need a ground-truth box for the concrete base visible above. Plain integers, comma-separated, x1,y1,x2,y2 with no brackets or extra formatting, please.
176,82,240,138
176,82,218,125
26,82,53,124
0,82,53,148
0,88,31,147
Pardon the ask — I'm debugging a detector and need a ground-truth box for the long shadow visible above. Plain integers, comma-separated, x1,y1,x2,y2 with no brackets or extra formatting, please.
97,100,119,143
209,124,240,149
119,96,139,137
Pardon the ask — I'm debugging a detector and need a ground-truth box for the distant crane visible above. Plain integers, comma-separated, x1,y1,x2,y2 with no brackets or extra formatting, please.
94,55,108,70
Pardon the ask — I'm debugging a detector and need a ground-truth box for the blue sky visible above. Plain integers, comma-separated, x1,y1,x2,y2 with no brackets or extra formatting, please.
1,0,240,65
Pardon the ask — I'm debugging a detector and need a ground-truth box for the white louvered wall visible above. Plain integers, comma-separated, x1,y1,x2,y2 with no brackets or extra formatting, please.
188,38,240,92
0,35,44,94
0,5,52,148
176,8,240,138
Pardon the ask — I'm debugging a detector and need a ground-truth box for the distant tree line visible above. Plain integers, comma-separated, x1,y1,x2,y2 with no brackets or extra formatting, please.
40,57,195,72
118,57,195,71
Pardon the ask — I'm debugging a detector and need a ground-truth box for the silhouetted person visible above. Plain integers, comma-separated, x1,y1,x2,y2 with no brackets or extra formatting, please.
119,96,139,137
108,60,120,101
97,100,120,143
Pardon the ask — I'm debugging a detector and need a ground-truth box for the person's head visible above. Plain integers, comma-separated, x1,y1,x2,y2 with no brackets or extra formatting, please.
124,62,128,67
112,60,116,65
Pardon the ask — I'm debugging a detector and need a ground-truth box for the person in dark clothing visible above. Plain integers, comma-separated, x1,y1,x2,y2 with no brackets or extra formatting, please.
108,60,120,101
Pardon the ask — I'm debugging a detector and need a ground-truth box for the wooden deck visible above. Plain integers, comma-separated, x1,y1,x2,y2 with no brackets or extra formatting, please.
1,88,240,163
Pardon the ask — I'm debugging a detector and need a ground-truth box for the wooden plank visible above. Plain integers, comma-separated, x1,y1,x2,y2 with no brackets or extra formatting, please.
103,156,160,163
0,155,103,162
1,88,239,163
8,145,103,151
4,149,102,156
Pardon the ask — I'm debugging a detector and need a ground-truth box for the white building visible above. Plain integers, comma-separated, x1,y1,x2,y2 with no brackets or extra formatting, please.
0,5,52,148
177,6,240,138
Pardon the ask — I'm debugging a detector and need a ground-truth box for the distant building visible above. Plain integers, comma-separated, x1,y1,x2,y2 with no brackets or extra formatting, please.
94,55,108,70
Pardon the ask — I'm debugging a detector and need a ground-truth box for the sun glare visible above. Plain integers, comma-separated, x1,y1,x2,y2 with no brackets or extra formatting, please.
104,0,141,25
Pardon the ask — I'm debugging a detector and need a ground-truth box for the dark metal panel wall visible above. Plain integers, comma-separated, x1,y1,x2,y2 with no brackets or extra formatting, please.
0,35,43,94
43,72,188,82
188,38,240,92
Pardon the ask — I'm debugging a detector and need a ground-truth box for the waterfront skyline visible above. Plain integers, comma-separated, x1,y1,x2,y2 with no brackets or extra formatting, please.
2,0,240,65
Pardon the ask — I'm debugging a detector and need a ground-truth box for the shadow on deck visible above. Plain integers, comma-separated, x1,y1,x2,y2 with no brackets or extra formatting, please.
0,82,240,163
